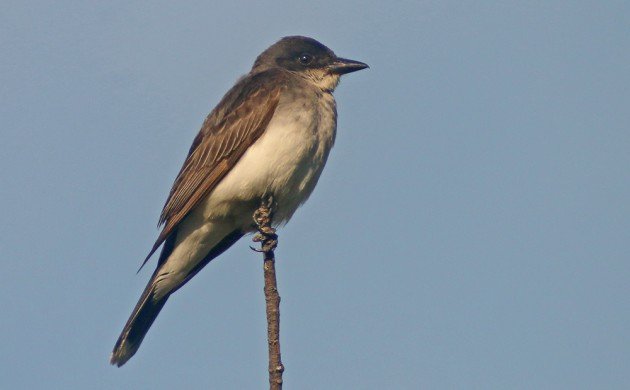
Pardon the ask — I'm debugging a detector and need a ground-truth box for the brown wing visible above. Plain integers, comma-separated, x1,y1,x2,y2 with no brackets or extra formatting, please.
140,72,283,269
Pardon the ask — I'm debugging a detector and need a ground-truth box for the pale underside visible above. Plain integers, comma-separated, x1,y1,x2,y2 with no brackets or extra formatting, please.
152,85,337,299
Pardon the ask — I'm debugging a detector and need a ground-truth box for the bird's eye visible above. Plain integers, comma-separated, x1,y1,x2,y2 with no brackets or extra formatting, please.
298,53,313,65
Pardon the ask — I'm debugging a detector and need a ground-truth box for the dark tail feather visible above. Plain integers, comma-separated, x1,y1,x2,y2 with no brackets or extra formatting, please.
110,229,243,366
110,273,168,367
111,232,178,366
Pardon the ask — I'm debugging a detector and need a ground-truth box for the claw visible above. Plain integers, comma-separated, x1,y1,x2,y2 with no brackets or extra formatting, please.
251,195,278,255
249,245,264,252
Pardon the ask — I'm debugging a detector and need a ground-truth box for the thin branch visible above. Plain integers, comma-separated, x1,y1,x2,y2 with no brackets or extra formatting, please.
252,198,284,390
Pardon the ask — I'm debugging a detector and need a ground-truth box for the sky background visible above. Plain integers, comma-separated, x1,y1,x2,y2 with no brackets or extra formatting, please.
1,1,629,389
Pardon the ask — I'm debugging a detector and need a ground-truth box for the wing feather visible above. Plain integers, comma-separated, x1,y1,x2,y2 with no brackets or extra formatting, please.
139,71,284,269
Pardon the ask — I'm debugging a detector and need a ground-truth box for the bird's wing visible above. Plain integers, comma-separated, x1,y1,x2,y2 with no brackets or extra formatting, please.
139,72,283,270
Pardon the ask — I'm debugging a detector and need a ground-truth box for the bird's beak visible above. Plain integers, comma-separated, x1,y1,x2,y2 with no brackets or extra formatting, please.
328,57,369,75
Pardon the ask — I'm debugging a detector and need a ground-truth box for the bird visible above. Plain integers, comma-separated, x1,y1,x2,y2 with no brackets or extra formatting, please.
110,36,368,367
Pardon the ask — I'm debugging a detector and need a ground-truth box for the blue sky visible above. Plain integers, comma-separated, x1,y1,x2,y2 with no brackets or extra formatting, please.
1,1,629,389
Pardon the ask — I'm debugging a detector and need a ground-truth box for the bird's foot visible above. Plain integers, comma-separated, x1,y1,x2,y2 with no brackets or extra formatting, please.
251,196,278,253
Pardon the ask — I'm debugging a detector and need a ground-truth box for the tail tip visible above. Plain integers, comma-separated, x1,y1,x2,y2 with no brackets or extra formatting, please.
110,346,132,367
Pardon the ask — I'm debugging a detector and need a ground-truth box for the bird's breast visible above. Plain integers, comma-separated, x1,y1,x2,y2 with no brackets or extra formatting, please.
199,91,337,227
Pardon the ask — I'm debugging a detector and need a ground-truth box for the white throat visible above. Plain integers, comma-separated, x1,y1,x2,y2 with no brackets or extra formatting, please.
303,70,340,92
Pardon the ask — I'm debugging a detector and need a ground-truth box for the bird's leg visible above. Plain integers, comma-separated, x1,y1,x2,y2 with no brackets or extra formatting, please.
252,195,278,254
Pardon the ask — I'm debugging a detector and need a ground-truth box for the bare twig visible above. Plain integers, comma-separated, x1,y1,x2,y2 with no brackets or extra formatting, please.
252,197,284,390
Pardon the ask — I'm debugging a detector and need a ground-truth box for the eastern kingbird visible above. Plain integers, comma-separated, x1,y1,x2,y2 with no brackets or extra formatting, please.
110,36,367,366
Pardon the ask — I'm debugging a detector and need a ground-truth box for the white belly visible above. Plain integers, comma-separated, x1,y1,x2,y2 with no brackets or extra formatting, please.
153,92,336,297
199,92,337,228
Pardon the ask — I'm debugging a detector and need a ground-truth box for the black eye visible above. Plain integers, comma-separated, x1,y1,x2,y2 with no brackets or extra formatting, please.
298,53,313,65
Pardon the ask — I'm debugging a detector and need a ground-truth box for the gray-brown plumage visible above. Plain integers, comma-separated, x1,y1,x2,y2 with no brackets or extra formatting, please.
141,74,282,270
111,36,367,367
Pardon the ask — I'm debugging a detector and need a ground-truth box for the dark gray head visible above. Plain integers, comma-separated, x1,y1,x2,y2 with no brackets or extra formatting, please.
252,36,368,90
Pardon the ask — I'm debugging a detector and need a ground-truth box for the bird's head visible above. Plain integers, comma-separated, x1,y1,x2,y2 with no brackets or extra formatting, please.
252,36,368,92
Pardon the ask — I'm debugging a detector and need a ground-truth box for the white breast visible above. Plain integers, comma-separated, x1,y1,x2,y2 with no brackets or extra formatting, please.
154,89,336,292
198,90,337,228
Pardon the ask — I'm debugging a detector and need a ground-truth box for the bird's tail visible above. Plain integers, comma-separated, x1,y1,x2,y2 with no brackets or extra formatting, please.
110,272,168,367
110,229,244,366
